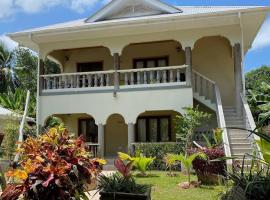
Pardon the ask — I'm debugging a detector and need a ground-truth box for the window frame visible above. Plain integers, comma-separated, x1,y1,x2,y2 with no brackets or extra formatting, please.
135,115,172,143
78,118,98,143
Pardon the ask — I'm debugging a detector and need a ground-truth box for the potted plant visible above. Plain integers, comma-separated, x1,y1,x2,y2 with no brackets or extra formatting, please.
98,154,151,200
1,127,105,200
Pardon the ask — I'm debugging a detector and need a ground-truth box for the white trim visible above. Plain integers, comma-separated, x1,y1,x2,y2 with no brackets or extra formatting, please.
85,0,182,23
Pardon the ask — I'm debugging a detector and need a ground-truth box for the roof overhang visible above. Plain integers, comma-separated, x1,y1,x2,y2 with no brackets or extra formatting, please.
8,6,270,53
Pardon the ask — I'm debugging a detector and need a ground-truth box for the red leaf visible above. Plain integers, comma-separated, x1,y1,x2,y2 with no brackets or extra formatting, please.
42,173,54,187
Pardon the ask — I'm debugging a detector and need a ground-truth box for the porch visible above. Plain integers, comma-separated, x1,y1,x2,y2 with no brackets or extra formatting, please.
51,110,180,158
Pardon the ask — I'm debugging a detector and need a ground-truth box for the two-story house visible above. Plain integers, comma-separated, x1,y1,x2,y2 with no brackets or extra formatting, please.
9,0,270,160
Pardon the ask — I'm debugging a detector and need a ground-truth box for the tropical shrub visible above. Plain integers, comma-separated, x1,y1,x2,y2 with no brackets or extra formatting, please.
97,155,148,195
173,152,207,186
1,127,105,200
163,154,178,176
175,106,211,150
133,142,183,170
2,121,19,159
202,128,223,148
118,152,155,176
188,147,226,177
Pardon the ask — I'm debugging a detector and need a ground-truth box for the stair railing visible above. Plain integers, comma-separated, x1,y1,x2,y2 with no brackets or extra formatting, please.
240,93,263,159
192,70,232,165
192,70,216,104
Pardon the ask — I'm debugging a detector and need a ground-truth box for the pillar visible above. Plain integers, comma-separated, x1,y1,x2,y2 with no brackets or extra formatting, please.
113,53,120,97
185,47,192,86
128,123,135,153
98,123,105,157
38,59,45,95
233,43,243,115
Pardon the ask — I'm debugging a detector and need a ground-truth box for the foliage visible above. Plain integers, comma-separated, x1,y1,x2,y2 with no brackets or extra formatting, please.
114,158,133,178
246,79,270,124
44,116,63,129
44,58,61,74
133,143,183,170
98,173,148,195
173,152,207,185
0,42,18,93
0,88,36,118
245,65,270,92
163,154,178,176
256,138,270,164
118,152,155,176
188,147,226,177
175,106,211,149
1,127,105,200
202,128,223,148
13,48,37,94
2,121,20,159
97,153,148,195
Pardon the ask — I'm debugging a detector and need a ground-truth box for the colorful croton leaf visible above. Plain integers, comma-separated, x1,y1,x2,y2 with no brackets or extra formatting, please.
2,127,105,200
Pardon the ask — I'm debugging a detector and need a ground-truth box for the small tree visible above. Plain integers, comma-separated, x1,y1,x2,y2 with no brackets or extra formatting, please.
175,106,211,150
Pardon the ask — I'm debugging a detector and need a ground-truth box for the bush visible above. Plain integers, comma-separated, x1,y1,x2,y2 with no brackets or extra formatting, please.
188,147,226,176
2,121,19,159
1,127,105,200
133,143,184,170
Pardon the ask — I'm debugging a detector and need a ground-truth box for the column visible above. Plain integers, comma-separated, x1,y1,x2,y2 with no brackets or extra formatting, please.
39,59,45,95
113,53,120,97
185,47,192,86
234,43,243,115
98,123,105,157
128,123,135,153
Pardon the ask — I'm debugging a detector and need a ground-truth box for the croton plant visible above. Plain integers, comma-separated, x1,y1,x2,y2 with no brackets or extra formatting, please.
1,127,106,200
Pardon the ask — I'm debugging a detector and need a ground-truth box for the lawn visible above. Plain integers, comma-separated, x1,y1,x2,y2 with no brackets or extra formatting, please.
135,171,225,200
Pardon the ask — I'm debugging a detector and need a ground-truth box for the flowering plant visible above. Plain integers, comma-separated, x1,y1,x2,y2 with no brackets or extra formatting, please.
1,127,105,200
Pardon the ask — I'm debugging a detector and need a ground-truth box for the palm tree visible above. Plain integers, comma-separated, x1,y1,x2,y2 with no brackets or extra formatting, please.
0,42,18,93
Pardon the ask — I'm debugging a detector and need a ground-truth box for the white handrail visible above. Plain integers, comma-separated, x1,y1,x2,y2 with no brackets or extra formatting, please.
240,93,263,159
41,70,115,78
215,85,232,165
193,69,216,84
118,65,188,73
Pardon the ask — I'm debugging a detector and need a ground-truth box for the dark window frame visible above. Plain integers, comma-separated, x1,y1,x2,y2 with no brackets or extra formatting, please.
77,61,103,72
133,56,169,69
135,115,172,142
78,118,98,143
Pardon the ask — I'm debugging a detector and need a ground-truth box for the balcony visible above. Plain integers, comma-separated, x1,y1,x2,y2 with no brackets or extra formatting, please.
40,65,190,94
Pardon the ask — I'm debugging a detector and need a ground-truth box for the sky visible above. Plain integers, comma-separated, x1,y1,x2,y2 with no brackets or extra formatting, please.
0,0,270,72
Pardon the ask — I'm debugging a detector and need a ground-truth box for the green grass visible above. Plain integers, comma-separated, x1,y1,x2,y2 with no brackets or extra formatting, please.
135,171,225,200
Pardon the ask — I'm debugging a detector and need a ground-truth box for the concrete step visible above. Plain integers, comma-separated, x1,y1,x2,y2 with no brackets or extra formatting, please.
231,143,252,148
231,147,253,155
229,138,250,143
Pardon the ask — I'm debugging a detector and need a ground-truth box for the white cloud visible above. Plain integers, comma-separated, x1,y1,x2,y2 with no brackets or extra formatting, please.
251,17,270,51
0,0,102,20
70,0,99,13
0,0,14,19
0,35,18,50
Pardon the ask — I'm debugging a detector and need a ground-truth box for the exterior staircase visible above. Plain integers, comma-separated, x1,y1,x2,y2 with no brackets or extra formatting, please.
192,70,257,166
223,107,253,163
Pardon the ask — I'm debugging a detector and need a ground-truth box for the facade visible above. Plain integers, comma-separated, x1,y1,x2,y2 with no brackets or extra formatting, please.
9,0,270,158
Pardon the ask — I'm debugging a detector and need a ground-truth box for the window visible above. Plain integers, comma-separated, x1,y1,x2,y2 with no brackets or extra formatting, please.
136,116,171,142
78,118,98,143
77,62,103,87
133,57,169,69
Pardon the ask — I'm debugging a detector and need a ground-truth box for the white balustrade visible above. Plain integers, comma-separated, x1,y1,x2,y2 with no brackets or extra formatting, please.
40,65,188,92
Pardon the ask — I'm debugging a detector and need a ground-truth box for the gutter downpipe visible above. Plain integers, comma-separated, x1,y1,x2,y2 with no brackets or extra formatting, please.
29,33,40,136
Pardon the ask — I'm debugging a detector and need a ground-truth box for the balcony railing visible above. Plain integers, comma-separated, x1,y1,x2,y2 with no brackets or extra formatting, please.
40,65,189,93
